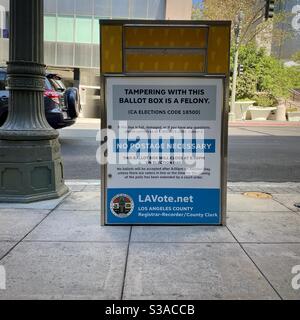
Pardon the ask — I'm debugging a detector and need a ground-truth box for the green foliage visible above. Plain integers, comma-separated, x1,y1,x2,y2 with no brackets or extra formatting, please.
235,44,300,100
191,7,203,20
191,0,204,20
291,51,300,63
236,71,257,99
253,92,278,107
287,107,298,112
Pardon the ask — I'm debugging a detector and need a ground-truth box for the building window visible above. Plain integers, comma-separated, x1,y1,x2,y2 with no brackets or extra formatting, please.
44,42,57,65
44,0,57,14
57,0,75,15
57,42,74,66
94,0,112,17
112,0,129,18
75,16,92,43
0,5,9,39
75,43,92,67
44,15,57,42
92,44,100,67
93,18,100,44
57,16,74,42
130,0,148,19
75,0,93,16
148,0,165,19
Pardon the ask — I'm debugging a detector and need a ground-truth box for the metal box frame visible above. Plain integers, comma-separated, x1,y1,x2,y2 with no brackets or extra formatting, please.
99,20,230,226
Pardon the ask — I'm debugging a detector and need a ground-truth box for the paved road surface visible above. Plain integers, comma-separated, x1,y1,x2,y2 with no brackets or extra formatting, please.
228,127,300,182
59,122,300,182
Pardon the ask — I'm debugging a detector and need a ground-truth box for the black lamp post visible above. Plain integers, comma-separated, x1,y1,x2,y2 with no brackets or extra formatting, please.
0,0,68,202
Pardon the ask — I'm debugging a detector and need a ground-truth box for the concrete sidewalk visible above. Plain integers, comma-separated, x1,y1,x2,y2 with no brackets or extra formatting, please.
0,181,300,300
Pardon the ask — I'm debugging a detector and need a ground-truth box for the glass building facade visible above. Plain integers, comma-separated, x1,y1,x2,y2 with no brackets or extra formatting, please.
0,0,9,66
0,0,166,68
44,0,166,68
0,0,8,39
0,0,196,117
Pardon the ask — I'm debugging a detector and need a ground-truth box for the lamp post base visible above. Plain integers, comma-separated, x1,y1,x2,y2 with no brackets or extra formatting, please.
0,138,69,203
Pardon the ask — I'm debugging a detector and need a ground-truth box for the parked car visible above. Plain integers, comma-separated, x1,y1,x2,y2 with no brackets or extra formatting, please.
0,69,81,129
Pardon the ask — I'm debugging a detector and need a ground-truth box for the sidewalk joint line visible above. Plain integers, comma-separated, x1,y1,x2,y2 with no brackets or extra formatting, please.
127,241,238,244
271,198,300,214
20,240,133,243
121,226,132,300
0,197,70,263
237,242,300,245
2,240,300,245
239,127,274,136
225,225,283,300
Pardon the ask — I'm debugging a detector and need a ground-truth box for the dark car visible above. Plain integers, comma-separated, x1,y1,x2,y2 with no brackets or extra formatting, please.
0,69,81,129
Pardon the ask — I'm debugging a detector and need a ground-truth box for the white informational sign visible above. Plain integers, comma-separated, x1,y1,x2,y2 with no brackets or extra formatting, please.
104,77,224,225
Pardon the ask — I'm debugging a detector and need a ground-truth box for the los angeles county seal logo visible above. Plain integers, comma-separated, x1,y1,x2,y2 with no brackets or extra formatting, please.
110,194,134,218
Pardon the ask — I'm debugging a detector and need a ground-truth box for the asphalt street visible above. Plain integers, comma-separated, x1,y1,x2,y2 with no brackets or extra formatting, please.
59,123,300,182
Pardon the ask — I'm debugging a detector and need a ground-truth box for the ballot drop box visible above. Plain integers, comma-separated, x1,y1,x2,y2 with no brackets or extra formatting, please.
100,20,231,226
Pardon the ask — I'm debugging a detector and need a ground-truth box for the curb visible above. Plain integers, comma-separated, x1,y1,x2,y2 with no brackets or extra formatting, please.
229,121,300,127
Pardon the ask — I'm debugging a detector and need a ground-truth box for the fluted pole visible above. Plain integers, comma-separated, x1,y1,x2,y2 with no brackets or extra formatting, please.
0,0,68,203
0,0,57,139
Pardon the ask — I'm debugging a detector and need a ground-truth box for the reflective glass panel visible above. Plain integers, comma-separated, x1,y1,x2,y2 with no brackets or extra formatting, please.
93,19,100,44
44,0,57,14
57,0,74,15
57,42,74,66
75,0,93,15
57,16,74,42
130,0,147,19
76,16,92,43
112,0,129,18
44,15,56,42
75,43,92,67
148,0,165,19
94,0,111,17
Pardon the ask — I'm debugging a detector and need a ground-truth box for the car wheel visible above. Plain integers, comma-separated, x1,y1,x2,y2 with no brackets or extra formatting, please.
65,87,80,119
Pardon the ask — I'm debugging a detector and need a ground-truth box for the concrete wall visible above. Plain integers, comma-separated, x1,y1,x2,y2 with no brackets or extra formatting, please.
165,0,192,20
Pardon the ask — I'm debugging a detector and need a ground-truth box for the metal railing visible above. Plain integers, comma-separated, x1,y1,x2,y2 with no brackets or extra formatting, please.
286,89,300,109
289,88,300,102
